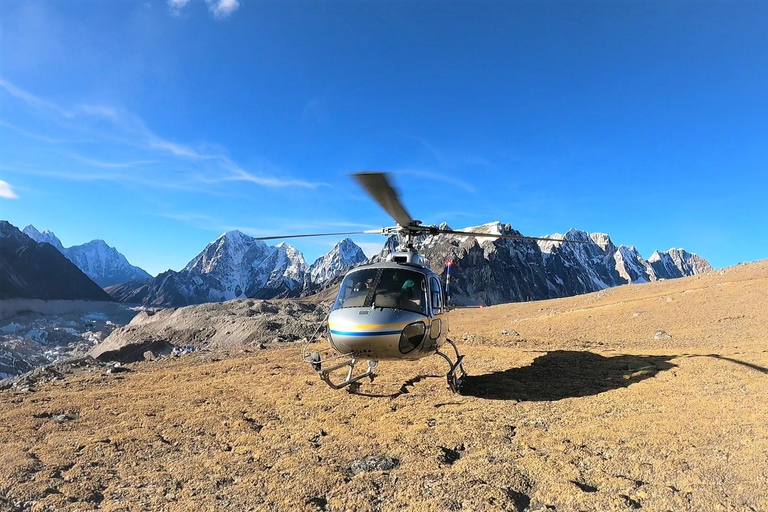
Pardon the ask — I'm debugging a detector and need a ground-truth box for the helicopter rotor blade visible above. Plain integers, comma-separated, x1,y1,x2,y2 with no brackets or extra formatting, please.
435,228,590,244
352,172,414,228
252,230,377,241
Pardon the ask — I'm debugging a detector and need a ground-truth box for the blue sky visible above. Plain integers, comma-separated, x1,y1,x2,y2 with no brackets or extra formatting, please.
1,0,766,276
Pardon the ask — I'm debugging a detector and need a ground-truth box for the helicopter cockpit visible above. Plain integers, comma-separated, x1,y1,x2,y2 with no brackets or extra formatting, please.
333,267,427,315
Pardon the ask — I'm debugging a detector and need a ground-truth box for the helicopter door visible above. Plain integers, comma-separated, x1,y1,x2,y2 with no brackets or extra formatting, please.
428,276,444,343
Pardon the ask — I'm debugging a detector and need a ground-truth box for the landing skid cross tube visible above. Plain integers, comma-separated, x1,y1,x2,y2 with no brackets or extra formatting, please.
436,338,467,393
309,352,378,391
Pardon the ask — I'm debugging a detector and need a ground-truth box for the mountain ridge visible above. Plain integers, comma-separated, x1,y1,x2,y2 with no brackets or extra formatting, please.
377,221,712,306
22,225,152,288
0,222,113,301
108,233,369,306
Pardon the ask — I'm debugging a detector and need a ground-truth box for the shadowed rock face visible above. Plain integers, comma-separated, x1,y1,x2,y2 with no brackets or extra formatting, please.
0,222,112,301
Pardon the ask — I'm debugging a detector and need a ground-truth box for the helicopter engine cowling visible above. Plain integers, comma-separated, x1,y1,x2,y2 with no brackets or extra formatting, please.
327,307,436,361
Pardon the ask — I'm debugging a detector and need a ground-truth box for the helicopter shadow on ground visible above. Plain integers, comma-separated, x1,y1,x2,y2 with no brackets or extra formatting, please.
348,374,444,398
460,350,677,401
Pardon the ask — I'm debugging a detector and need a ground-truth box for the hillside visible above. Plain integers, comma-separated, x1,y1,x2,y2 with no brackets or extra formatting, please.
0,260,766,511
0,222,113,301
22,225,152,288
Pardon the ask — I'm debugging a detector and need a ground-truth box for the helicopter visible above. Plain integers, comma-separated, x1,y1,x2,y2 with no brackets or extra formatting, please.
252,172,585,393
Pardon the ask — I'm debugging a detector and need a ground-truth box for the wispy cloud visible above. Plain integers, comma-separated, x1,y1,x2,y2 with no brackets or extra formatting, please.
209,166,325,189
167,0,240,19
0,78,72,117
394,169,476,193
65,153,157,169
0,120,65,144
0,163,214,194
207,0,240,19
168,0,191,16
1,78,322,191
0,180,19,199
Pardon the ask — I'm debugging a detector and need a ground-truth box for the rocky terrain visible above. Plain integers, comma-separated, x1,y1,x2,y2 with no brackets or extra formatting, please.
0,222,113,301
22,225,152,288
0,259,765,511
87,300,329,363
0,300,138,379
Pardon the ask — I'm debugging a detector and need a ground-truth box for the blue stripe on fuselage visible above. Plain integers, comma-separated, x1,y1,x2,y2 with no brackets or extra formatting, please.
330,329,401,337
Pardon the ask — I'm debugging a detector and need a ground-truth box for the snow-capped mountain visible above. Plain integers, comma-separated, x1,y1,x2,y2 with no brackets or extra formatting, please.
109,232,368,306
378,221,712,306
306,238,367,286
107,222,709,308
648,248,712,279
20,225,64,251
0,221,113,301
22,225,152,287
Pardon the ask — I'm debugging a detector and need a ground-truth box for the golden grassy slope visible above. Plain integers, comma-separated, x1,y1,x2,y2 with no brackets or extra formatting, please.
1,260,767,511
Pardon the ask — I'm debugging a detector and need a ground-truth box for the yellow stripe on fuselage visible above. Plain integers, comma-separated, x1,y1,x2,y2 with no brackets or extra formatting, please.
328,321,411,331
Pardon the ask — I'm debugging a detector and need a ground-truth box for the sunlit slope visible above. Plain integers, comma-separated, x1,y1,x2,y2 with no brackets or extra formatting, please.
451,259,768,351
1,260,767,511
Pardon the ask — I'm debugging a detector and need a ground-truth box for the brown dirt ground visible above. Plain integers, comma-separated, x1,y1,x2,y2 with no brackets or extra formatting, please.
1,260,767,511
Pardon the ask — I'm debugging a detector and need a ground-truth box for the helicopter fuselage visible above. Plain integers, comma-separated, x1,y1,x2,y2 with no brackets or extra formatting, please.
327,259,448,361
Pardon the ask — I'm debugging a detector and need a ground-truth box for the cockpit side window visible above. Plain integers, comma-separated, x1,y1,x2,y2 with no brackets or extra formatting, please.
430,276,442,314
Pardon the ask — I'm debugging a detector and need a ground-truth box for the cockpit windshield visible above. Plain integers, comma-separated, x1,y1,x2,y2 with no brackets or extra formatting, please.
332,267,427,315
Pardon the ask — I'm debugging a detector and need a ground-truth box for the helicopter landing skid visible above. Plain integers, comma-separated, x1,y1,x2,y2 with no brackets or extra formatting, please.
309,353,378,391
436,338,467,393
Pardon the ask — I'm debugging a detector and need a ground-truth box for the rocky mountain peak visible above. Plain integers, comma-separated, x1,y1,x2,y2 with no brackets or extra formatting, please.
22,224,65,251
103,221,711,308
19,225,151,287
649,248,712,279
589,232,614,251
307,238,367,286
0,221,113,301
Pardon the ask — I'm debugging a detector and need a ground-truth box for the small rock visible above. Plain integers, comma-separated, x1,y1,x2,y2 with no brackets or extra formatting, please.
143,351,156,361
309,430,327,446
107,363,130,374
499,329,520,337
257,343,266,350
349,455,400,475
654,330,672,340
